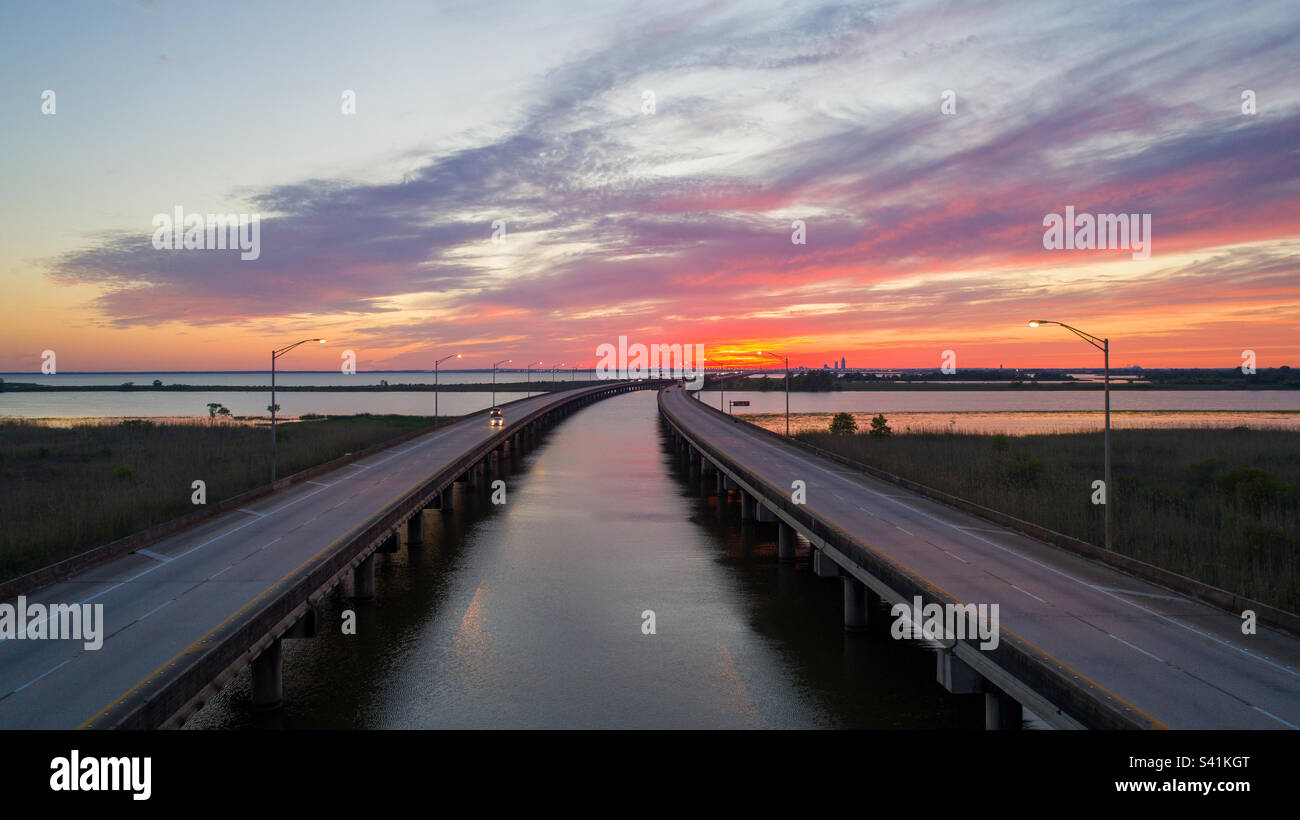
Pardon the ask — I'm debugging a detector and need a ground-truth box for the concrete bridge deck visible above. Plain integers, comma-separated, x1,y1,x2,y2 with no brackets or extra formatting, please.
0,382,644,729
659,386,1300,729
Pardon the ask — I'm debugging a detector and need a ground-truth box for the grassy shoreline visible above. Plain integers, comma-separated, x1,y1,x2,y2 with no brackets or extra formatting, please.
795,426,1300,613
0,414,445,583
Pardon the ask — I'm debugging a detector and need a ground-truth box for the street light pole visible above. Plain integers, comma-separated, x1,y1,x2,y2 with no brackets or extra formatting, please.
1030,320,1111,550
270,337,327,484
759,350,789,436
492,358,511,407
525,361,543,398
433,353,461,422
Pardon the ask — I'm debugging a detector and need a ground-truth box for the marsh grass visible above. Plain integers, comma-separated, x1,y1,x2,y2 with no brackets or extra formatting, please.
796,426,1300,613
0,414,442,582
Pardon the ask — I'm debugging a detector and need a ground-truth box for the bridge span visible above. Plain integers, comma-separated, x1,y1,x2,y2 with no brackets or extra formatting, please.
659,386,1300,729
0,381,650,729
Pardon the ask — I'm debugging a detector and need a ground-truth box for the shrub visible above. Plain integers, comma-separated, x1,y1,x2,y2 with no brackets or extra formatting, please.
869,413,892,437
829,412,857,434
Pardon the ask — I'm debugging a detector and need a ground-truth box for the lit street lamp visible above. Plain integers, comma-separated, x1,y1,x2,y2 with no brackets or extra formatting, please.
758,350,790,435
270,337,326,484
1030,320,1112,551
433,352,461,421
492,358,512,407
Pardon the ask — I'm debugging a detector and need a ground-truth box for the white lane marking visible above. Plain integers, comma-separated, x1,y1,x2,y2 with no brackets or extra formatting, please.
237,508,267,518
1108,633,1165,663
677,394,1300,682
1011,584,1047,604
1094,586,1187,602
941,549,968,564
260,537,282,551
893,523,914,536
1253,706,1300,730
15,659,72,693
208,565,233,580
136,549,171,564
306,480,333,487
137,598,175,621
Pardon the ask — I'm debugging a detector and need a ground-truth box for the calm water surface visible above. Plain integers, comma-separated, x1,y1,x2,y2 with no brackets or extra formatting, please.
185,391,978,729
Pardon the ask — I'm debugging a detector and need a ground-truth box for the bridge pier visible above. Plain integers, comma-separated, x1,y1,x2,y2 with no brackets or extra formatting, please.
937,649,983,694
406,513,423,545
740,490,756,520
351,554,375,601
985,688,1023,730
778,521,796,563
813,549,840,577
439,485,454,511
715,470,725,500
250,607,319,711
843,577,868,631
251,639,282,710
756,503,776,523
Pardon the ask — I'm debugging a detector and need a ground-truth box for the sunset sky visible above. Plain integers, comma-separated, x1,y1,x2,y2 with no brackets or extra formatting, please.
1,0,1297,373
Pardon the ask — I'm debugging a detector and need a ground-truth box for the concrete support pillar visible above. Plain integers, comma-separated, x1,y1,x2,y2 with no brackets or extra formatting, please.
813,549,840,577
406,513,423,545
740,490,756,520
756,503,776,523
937,650,983,694
715,470,725,499
778,522,796,563
439,485,454,511
843,577,868,631
352,554,375,601
378,531,399,553
251,638,283,710
985,690,1023,730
